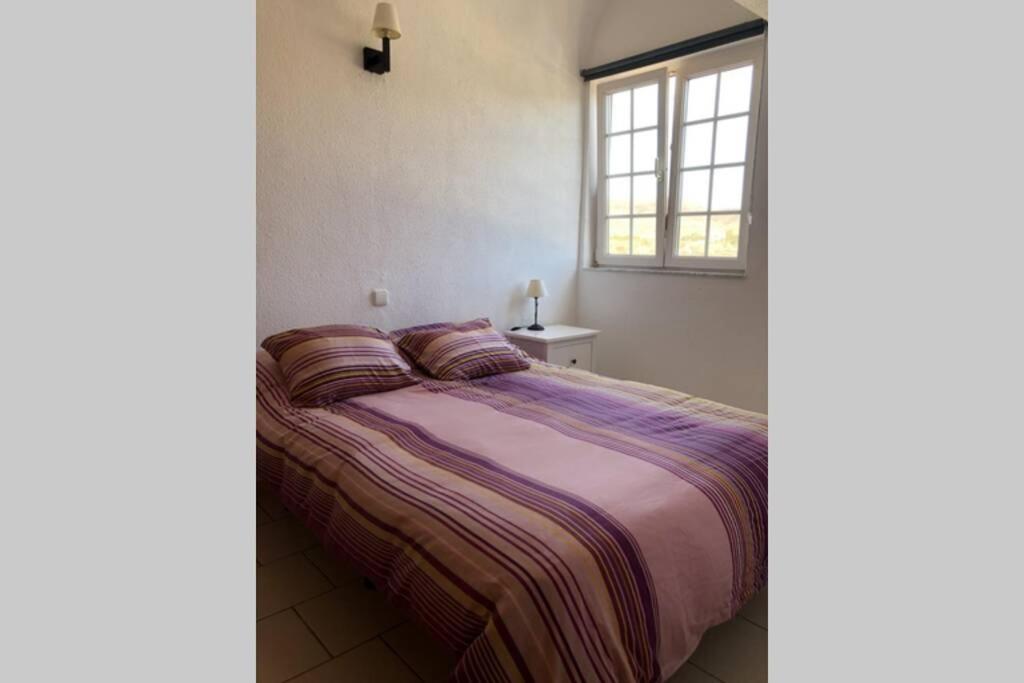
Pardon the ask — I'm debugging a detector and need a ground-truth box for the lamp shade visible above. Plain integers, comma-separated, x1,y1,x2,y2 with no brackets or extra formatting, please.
525,279,548,299
372,3,402,39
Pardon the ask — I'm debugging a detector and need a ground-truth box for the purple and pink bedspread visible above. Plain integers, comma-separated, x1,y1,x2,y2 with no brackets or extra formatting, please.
256,350,767,683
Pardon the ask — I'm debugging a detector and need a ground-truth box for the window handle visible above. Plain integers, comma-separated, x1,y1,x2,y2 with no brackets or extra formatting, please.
655,156,663,182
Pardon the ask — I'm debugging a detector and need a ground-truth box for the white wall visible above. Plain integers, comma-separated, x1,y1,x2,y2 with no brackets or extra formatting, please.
578,0,767,412
583,0,757,69
257,0,598,341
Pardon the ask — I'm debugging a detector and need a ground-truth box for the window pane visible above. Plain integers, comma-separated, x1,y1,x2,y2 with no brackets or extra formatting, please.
607,133,630,175
609,90,630,133
608,218,630,254
632,130,657,172
607,177,630,215
632,217,656,255
711,166,744,211
717,65,753,117
685,74,717,122
714,116,748,165
632,174,657,214
633,83,659,129
679,169,710,212
682,122,713,168
708,214,741,257
678,215,707,257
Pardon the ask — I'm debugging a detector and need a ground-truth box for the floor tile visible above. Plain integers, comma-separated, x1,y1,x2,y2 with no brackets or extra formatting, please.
295,582,406,655
740,588,767,629
304,546,362,587
258,554,334,619
257,609,329,683
291,638,419,683
257,485,290,521
688,615,768,683
382,620,457,682
665,662,721,683
257,516,319,564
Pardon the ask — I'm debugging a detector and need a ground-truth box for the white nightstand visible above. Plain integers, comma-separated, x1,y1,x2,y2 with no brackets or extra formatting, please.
505,325,600,372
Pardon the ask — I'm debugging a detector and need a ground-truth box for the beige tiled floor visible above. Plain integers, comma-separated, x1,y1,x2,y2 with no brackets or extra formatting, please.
257,489,767,682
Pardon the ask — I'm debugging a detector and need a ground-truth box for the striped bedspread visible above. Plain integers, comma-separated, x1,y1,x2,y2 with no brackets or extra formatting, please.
256,350,767,683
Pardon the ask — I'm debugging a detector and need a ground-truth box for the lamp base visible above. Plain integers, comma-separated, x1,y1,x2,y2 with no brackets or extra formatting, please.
363,37,391,74
363,47,388,73
527,323,545,331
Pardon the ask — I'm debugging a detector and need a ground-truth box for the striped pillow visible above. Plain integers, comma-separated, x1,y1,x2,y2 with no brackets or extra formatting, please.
393,318,530,381
261,325,418,406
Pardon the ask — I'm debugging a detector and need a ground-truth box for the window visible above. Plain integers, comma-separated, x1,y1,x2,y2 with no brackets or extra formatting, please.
596,69,668,267
593,39,763,272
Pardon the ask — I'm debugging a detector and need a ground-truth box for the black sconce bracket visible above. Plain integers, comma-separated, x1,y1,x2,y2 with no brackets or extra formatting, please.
363,37,391,74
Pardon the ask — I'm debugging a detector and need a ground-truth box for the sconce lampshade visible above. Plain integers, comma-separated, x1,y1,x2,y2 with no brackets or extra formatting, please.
372,3,402,39
526,279,548,299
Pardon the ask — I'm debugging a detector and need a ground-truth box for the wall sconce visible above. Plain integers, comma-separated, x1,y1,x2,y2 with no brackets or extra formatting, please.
363,3,402,74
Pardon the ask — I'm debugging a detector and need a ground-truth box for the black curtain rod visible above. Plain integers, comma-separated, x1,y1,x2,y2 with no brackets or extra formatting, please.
579,19,766,82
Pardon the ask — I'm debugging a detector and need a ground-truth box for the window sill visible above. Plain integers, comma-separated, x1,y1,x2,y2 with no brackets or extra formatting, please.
581,265,747,278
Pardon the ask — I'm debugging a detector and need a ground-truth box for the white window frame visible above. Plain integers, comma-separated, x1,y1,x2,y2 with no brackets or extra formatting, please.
666,40,764,272
591,38,764,274
595,68,669,267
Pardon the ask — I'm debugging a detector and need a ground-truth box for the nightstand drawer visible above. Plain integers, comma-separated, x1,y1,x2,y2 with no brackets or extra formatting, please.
547,342,592,371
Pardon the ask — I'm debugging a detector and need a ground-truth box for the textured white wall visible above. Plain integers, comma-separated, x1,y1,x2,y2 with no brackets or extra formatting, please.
257,0,596,340
583,0,757,69
578,0,767,412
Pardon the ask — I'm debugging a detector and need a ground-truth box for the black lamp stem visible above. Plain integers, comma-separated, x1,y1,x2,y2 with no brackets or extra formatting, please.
528,297,544,331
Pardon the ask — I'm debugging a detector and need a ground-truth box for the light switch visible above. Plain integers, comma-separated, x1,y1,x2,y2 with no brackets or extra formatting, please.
372,289,389,306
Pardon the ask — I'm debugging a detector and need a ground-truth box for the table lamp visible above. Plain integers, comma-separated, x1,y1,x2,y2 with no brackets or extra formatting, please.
525,279,548,331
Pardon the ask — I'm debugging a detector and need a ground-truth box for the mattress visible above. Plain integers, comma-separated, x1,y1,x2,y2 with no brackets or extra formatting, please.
256,349,767,683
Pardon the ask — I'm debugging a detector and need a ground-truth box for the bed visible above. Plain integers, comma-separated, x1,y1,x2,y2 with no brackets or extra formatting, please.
256,349,767,683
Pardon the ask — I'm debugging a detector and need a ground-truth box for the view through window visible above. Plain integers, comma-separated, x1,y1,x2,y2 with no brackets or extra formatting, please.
603,79,661,257
674,64,753,259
